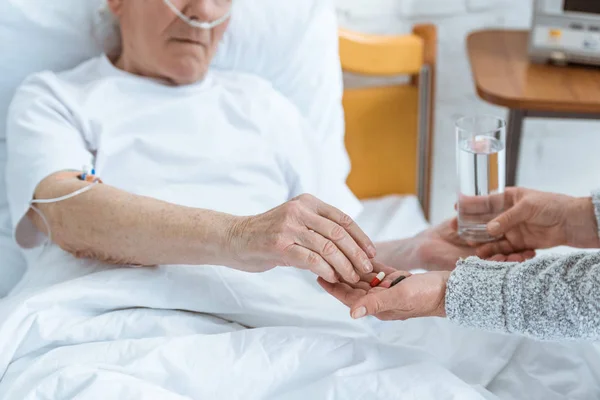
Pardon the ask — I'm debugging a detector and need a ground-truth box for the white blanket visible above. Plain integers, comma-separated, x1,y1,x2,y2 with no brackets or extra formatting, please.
0,197,598,399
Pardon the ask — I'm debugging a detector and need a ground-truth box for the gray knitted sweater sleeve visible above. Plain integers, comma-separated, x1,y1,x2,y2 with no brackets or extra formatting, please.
445,191,600,341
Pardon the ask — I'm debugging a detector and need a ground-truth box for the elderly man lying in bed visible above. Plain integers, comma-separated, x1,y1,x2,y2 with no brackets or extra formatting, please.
6,0,531,291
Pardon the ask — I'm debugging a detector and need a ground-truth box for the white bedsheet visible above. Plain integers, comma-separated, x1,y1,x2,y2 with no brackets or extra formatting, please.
0,196,598,399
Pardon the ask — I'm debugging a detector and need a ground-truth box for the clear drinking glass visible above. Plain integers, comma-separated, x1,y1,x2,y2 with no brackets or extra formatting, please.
456,115,506,243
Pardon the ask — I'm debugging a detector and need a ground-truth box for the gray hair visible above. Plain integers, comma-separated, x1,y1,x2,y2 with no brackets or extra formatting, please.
93,3,122,56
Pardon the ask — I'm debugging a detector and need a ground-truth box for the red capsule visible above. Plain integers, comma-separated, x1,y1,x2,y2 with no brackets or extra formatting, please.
370,272,386,288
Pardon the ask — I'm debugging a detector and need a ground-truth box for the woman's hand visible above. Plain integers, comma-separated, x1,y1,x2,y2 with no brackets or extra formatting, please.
228,194,377,283
318,267,450,320
476,188,600,260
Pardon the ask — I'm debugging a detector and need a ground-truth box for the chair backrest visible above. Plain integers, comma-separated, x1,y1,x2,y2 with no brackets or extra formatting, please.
340,24,437,219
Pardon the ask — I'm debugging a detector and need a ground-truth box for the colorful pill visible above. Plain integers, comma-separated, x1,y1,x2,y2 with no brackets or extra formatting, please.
390,275,407,288
370,271,386,287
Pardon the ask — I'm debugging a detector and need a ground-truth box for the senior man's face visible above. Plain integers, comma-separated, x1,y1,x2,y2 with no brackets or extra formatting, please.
107,0,230,85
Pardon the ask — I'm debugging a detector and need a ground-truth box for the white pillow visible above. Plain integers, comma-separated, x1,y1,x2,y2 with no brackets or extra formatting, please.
213,0,345,149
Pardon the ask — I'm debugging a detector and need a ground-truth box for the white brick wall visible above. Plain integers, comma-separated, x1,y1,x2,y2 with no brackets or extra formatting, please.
336,0,600,224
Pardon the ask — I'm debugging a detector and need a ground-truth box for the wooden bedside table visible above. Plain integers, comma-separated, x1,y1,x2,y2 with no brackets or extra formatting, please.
467,29,600,186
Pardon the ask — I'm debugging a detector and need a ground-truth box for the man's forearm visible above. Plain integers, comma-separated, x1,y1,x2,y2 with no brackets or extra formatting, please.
31,173,239,266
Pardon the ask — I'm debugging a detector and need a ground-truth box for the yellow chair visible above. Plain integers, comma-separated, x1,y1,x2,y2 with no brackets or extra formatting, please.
340,25,437,220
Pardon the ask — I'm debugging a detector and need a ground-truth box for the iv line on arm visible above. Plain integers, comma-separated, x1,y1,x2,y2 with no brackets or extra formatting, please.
29,166,101,246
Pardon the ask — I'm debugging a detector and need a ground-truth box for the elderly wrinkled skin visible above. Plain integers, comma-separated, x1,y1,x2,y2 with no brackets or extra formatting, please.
106,0,229,85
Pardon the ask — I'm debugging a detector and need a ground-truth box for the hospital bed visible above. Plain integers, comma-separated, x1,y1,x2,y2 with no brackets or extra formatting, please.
0,1,599,399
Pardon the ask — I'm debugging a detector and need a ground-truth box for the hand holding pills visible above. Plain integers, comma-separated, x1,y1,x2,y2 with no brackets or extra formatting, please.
319,267,451,321
229,194,376,284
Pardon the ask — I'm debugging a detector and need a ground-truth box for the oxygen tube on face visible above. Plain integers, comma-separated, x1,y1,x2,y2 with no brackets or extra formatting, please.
162,0,232,30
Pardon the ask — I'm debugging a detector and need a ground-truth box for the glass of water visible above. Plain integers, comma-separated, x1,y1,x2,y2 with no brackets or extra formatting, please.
456,115,506,243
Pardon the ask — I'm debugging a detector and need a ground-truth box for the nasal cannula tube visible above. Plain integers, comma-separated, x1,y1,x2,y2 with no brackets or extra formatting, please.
162,0,232,30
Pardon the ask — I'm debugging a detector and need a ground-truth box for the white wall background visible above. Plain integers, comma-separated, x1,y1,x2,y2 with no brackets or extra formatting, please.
336,0,600,224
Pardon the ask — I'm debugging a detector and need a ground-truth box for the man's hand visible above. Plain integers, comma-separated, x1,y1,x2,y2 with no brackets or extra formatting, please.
229,194,376,284
318,267,451,321
380,219,534,272
476,188,600,260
